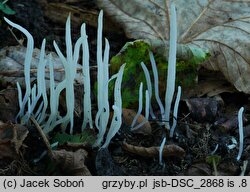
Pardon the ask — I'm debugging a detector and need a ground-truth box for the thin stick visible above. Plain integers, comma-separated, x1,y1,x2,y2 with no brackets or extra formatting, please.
7,27,23,46
30,116,53,157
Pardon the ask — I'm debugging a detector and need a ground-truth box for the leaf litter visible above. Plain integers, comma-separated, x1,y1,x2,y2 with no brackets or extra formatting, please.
0,0,249,176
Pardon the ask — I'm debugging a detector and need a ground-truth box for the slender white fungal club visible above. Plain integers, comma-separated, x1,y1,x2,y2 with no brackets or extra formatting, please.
159,137,166,166
164,3,177,130
237,107,244,161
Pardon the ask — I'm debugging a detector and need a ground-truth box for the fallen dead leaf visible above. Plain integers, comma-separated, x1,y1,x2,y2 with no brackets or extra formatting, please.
0,123,28,160
188,71,237,98
0,88,19,122
51,149,91,176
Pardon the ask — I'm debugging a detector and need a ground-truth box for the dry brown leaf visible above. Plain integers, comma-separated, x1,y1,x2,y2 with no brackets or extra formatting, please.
188,70,237,97
98,0,250,93
122,141,185,159
0,123,28,160
51,149,91,176
122,108,151,135
0,88,19,122
195,80,236,97
98,0,168,40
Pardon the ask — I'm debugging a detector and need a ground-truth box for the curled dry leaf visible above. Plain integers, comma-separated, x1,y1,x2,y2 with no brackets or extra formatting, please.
97,0,250,93
122,108,151,135
122,141,185,159
0,123,28,160
51,149,91,176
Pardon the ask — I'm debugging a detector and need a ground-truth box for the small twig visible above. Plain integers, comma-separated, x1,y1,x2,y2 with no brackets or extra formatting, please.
180,113,191,121
30,116,53,157
7,27,24,46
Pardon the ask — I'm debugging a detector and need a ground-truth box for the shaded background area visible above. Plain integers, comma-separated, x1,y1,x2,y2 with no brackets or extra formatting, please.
0,0,127,63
